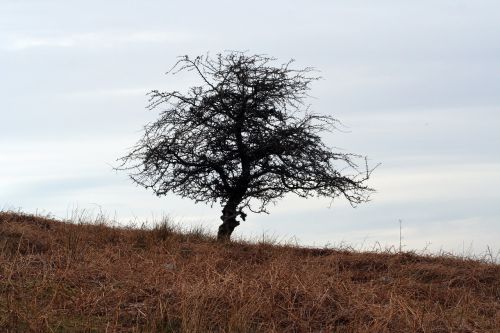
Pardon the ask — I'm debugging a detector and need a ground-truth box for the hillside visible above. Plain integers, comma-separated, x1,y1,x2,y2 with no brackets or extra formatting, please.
0,211,499,332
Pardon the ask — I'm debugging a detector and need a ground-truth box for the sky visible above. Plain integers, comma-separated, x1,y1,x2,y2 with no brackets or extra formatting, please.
1,0,499,258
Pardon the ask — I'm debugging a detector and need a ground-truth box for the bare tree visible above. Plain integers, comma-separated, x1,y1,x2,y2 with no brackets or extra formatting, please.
118,52,374,241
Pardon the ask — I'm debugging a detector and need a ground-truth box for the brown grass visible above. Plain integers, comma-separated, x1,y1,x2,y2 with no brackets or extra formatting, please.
0,211,499,332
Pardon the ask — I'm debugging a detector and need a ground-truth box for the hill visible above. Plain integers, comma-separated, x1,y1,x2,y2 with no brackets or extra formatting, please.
0,211,499,332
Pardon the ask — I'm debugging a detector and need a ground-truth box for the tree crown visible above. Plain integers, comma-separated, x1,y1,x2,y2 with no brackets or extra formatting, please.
119,52,373,214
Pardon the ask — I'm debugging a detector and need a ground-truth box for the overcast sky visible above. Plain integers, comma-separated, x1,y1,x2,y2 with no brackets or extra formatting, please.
1,0,499,258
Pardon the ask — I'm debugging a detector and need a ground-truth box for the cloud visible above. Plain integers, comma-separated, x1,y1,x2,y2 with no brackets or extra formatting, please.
372,163,500,204
3,30,194,51
61,87,150,99
1,0,499,260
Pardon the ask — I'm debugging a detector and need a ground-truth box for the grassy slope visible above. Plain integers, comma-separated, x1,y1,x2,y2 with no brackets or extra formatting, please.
0,211,499,332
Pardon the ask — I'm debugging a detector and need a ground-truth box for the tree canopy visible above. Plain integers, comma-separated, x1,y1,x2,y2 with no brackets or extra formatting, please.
119,52,374,241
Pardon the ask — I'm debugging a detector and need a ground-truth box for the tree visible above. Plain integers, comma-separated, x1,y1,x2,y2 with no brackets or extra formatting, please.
118,52,374,241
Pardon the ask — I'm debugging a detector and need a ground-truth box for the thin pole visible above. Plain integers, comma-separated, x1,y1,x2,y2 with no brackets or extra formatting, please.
399,219,402,253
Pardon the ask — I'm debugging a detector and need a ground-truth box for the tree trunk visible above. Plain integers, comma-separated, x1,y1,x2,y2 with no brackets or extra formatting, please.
217,201,241,242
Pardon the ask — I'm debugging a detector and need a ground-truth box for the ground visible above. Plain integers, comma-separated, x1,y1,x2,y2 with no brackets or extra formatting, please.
0,211,499,332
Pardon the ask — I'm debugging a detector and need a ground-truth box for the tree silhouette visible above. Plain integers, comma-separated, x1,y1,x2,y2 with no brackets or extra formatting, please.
119,52,374,241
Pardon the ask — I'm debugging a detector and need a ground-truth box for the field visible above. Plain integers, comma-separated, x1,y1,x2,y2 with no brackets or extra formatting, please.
0,211,499,332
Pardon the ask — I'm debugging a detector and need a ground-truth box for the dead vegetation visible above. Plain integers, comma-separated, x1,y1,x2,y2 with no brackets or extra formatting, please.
0,211,499,332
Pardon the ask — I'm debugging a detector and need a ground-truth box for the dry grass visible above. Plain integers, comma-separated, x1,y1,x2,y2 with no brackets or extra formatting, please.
0,211,499,332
